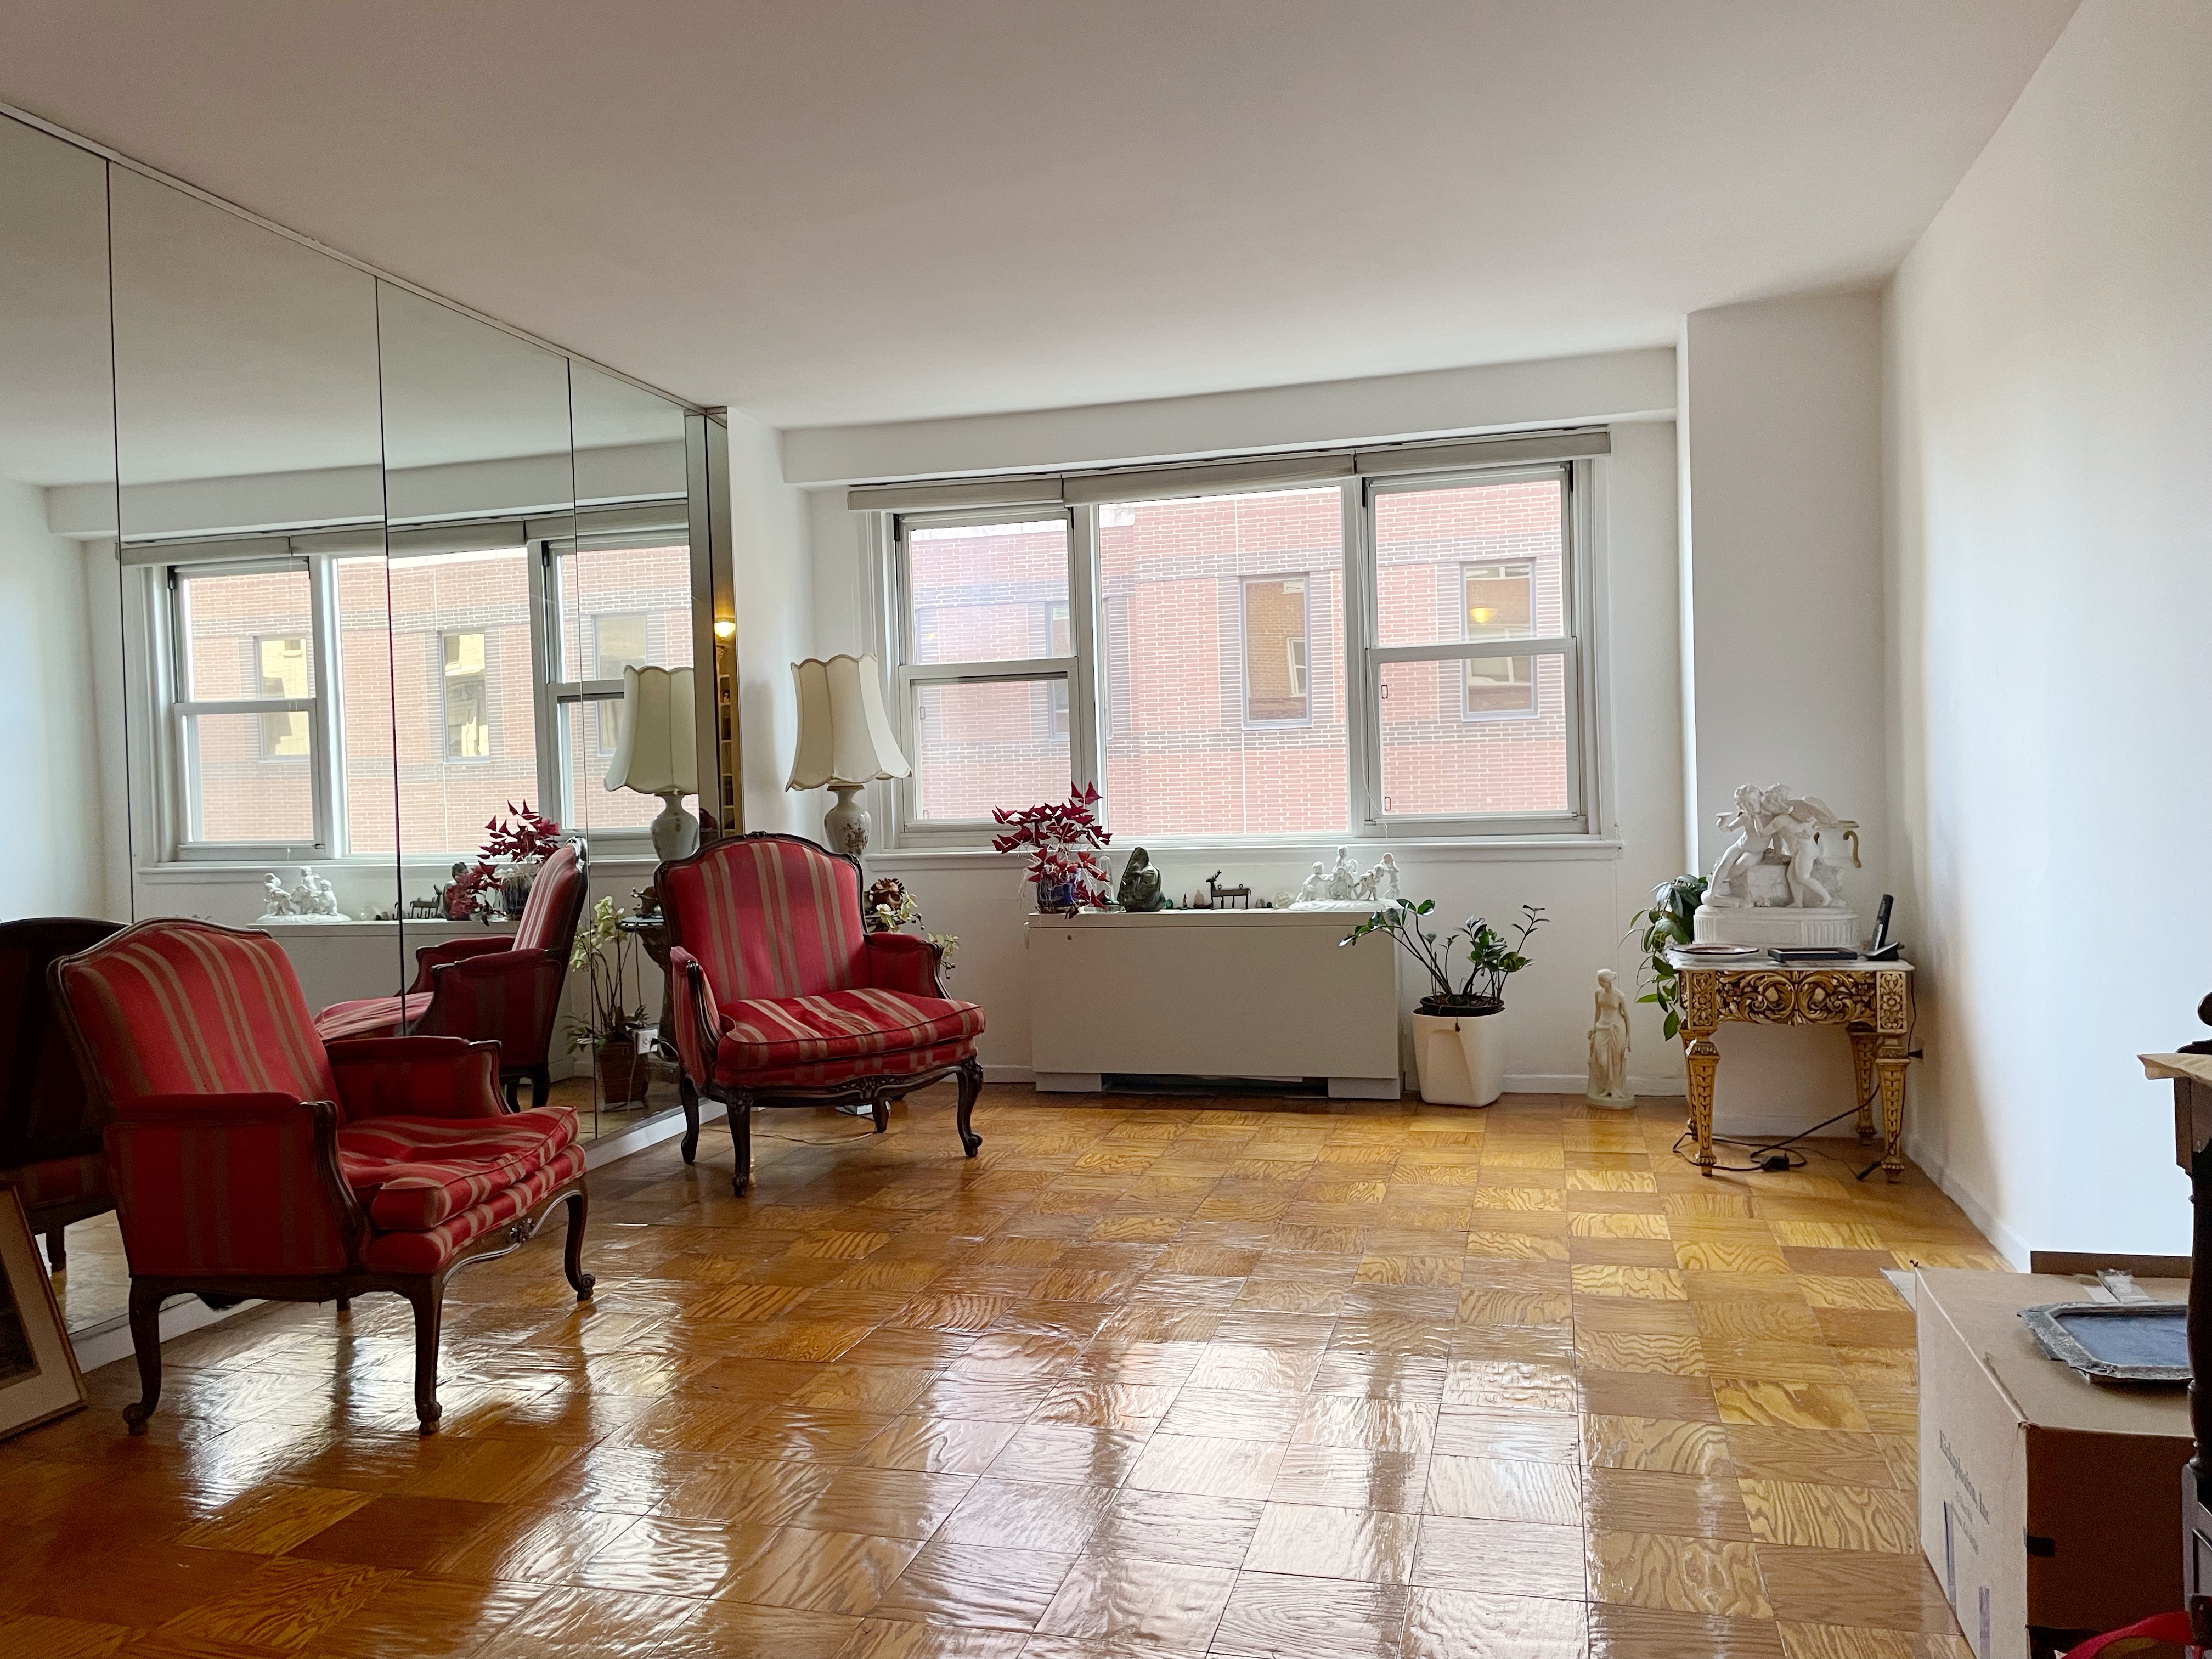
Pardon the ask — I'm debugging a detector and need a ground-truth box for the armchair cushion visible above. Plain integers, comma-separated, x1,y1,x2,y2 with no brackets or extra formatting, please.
363,1141,586,1274
719,989,983,1071
661,836,867,1003
513,843,585,955
326,1036,509,1123
315,992,428,1043
338,1105,578,1231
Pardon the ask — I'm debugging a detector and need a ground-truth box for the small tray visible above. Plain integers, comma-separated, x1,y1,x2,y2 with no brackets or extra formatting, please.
1673,943,1762,960
2019,1300,2191,1384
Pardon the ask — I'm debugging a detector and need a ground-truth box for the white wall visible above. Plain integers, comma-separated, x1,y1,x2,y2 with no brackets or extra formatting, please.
803,361,1691,1095
0,478,106,916
1886,0,2212,1263
1678,291,1891,1135
724,408,819,837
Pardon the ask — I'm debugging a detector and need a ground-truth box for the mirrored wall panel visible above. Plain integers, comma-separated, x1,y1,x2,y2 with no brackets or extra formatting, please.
0,113,718,1333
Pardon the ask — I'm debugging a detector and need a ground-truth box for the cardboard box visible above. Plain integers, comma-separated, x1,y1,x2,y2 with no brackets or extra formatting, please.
1917,1268,2194,1658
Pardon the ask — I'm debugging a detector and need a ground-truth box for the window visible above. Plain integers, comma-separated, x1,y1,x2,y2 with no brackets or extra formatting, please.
895,514,1077,823
1243,576,1310,725
441,631,490,759
874,447,1596,846
154,524,696,858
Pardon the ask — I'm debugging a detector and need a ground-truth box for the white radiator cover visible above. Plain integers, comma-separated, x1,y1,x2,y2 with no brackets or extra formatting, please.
1026,909,1402,1098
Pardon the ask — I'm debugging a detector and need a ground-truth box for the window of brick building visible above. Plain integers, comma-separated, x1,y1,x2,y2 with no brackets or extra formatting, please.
868,442,1598,847
172,565,319,850
441,631,490,760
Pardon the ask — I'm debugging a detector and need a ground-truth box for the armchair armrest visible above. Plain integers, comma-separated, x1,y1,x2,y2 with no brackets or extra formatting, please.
864,931,949,998
407,933,517,993
104,1094,363,1276
667,946,725,1089
414,950,569,1070
325,1036,509,1121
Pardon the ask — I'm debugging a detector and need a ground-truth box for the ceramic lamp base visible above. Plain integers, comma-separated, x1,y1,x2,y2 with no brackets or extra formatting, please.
650,793,701,862
823,785,871,859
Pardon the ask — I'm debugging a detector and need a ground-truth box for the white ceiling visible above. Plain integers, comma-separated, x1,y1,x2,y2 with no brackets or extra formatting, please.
1,0,2076,432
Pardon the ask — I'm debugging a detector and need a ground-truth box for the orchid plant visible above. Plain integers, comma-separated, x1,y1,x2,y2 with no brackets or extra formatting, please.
566,896,648,1057
990,784,1111,913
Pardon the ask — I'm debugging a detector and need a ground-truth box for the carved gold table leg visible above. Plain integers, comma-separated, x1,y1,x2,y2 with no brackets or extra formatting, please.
1683,1025,1720,1176
1849,1026,1877,1143
1876,1045,1909,1181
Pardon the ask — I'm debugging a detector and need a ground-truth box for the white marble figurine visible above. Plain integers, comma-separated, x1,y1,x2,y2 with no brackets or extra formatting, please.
1584,968,1634,1108
1289,850,1410,911
1294,862,1328,905
258,867,349,923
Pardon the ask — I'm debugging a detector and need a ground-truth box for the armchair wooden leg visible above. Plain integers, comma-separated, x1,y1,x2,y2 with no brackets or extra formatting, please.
531,1066,552,1110
43,1228,65,1273
679,1078,700,1164
563,1189,595,1301
955,1058,983,1158
872,1095,890,1134
403,1278,446,1435
123,1281,164,1435
335,1296,351,1314
730,1094,753,1196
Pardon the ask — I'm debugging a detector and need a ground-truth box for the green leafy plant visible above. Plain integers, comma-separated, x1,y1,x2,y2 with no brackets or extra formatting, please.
566,896,648,1056
1632,874,1708,1039
1342,899,1546,1015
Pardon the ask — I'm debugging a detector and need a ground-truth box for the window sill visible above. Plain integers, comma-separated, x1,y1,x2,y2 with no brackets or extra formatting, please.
136,849,659,884
870,835,1622,869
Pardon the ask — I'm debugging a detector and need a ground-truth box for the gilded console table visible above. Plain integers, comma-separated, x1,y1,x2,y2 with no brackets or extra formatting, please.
1664,950,1915,1178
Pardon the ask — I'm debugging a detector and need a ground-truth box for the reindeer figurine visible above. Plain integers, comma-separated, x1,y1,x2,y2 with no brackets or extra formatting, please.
1205,872,1253,910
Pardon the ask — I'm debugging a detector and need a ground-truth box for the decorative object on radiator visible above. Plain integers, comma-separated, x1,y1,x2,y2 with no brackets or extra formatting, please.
482,802,564,918
1345,899,1546,1108
606,667,702,862
1205,872,1252,910
1585,968,1635,1108
1695,783,1860,947
257,867,348,923
1290,848,1403,909
787,654,909,860
1114,848,1169,912
991,784,1111,914
862,877,958,972
0,1187,86,1440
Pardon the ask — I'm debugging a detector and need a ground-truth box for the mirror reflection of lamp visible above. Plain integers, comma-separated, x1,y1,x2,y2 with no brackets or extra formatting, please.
787,654,910,860
603,665,700,861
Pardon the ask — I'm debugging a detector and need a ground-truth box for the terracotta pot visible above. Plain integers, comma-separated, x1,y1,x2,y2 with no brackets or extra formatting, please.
594,1039,650,1104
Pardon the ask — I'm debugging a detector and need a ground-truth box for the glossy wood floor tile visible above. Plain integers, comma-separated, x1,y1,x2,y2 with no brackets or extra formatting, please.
3,1090,2005,1657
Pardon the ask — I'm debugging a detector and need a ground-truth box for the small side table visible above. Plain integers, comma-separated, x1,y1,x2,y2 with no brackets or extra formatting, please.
619,912,675,1059
1664,949,1915,1178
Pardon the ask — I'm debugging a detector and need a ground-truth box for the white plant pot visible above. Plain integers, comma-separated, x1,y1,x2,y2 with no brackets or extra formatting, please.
1411,1009,1505,1107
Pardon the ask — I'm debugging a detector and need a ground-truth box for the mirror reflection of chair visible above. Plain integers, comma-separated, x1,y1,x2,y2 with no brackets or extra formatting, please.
0,917,125,1273
52,918,592,1436
313,840,590,1109
659,832,984,1194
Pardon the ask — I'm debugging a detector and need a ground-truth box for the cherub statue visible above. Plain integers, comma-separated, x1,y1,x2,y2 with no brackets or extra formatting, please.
1294,862,1328,905
1585,968,1634,1108
1766,787,1847,909
1373,853,1402,904
259,872,293,918
1705,784,1781,909
1322,847,1361,902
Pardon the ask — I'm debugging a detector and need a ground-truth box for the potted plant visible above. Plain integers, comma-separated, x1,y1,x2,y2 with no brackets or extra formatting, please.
1344,899,1546,1107
990,784,1111,915
1630,874,1708,1039
567,896,651,1103
482,801,563,918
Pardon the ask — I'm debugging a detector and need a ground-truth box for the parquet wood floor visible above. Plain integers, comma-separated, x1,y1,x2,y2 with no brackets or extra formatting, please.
0,1088,2006,1657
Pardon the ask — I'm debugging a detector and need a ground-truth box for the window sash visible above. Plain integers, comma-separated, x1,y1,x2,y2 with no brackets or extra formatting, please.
874,451,1604,849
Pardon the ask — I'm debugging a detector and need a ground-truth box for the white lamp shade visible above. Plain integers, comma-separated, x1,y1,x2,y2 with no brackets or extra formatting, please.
787,653,911,789
603,665,698,795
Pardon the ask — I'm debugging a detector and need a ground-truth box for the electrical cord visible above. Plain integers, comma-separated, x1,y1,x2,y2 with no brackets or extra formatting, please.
1669,1010,1920,1175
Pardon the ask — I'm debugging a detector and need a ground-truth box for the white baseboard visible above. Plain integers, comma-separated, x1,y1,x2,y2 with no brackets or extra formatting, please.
1503,1071,1683,1098
983,1064,1036,1084
66,1098,727,1378
1904,1127,2030,1269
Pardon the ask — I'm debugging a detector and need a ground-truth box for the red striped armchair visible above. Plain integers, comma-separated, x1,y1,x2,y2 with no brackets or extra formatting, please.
659,832,984,1194
51,918,592,1435
0,917,123,1272
315,840,590,1109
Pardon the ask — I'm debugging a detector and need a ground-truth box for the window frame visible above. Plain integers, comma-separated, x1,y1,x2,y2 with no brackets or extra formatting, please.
867,453,1607,851
884,503,1094,845
148,526,690,864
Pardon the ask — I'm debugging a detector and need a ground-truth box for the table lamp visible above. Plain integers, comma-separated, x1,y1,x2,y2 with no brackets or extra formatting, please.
787,653,910,859
603,664,700,861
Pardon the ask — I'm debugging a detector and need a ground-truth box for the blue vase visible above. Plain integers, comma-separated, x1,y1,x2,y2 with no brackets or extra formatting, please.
1035,877,1078,914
